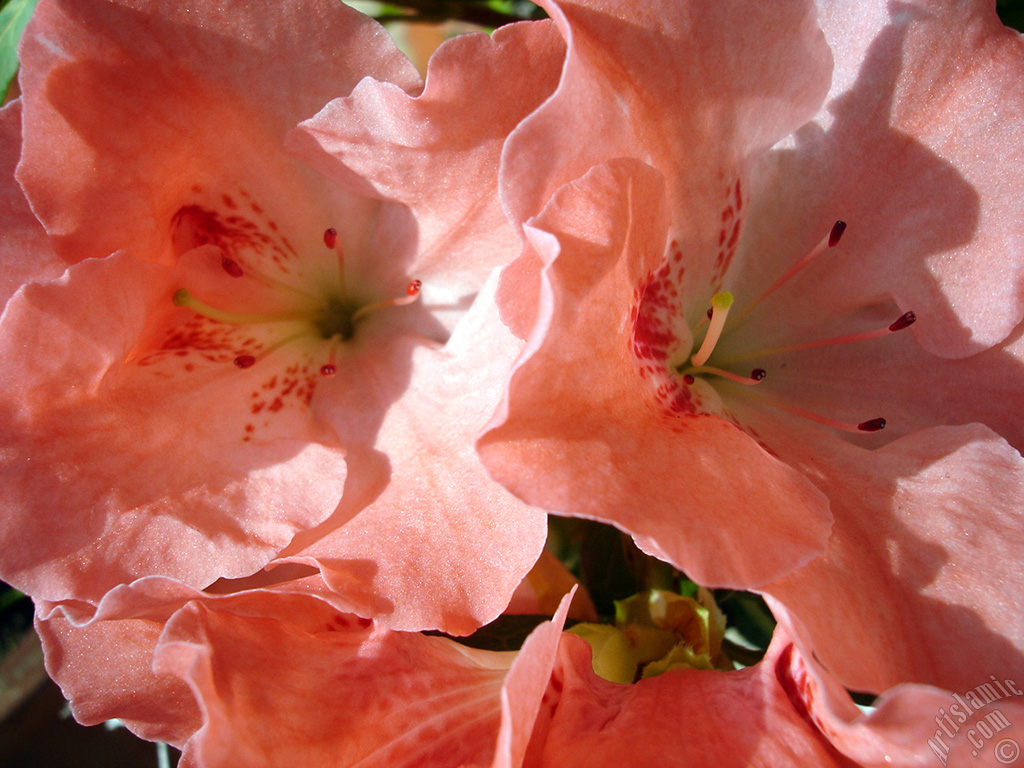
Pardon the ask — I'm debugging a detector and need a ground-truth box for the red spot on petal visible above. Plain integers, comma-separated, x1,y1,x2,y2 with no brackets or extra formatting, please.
234,355,256,369
324,228,338,249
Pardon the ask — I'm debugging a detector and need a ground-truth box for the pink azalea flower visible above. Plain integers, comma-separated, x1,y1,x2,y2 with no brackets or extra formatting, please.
480,0,1024,697
34,573,572,767
0,0,563,632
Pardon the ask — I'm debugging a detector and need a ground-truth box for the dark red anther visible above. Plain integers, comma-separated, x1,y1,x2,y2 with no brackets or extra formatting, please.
857,417,886,432
221,256,244,278
324,228,338,249
683,374,695,385
751,368,767,381
888,311,917,332
828,220,847,247
320,364,337,377
406,279,422,296
233,355,256,369
706,307,714,319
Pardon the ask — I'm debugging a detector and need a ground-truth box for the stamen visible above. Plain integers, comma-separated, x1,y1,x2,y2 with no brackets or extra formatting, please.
888,311,916,332
731,220,846,326
683,374,695,385
686,365,764,386
745,393,886,434
350,280,422,323
320,339,340,377
724,310,917,363
690,292,733,367
173,289,308,325
324,226,349,298
245,265,317,300
828,220,847,247
209,250,315,301
221,257,244,278
229,331,311,370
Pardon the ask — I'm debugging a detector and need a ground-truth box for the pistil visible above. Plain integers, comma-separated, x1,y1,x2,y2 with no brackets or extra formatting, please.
172,289,309,325
690,292,734,367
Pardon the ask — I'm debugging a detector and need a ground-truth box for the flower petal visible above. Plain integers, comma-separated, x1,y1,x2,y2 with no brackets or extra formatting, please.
502,0,832,252
0,100,64,309
764,424,1024,695
288,20,565,332
35,578,212,747
772,618,1024,768
740,0,1024,357
17,0,420,264
283,273,547,634
147,585,571,768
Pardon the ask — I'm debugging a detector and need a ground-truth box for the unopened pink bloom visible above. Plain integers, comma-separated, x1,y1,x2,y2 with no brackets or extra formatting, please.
481,0,1024,696
0,0,563,632
35,574,572,767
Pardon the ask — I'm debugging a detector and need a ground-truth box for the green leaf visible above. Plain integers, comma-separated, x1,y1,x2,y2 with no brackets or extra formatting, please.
0,0,39,103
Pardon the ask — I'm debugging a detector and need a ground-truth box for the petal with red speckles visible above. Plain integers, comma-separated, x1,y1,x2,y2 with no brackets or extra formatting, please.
0,252,347,602
16,0,421,266
480,159,831,591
